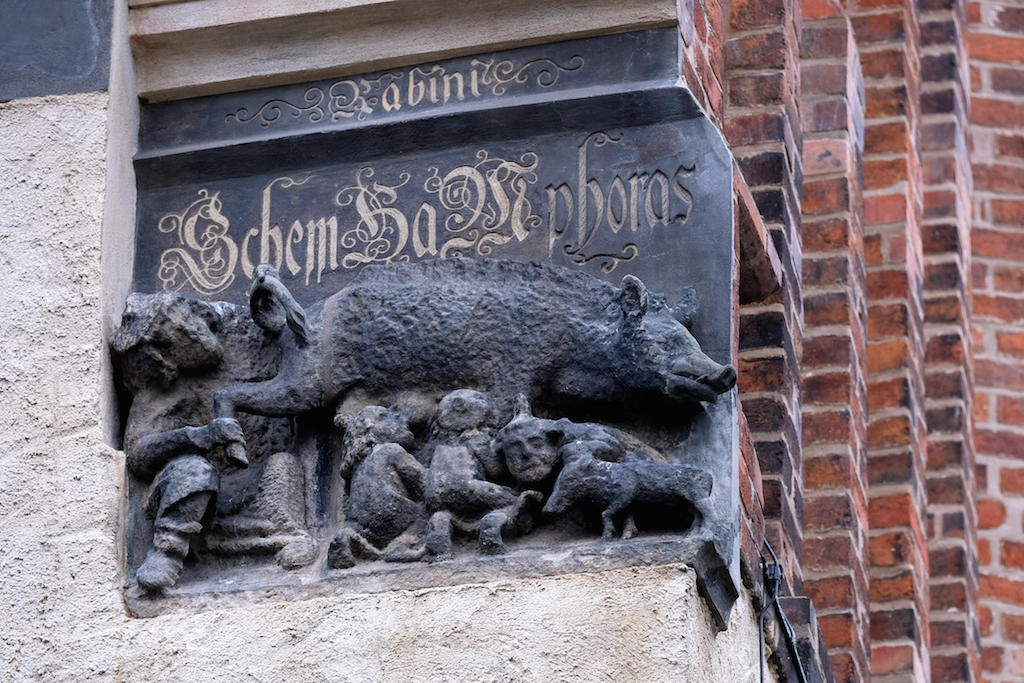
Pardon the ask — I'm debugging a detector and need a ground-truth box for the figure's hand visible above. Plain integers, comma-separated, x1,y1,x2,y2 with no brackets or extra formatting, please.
522,490,545,505
206,417,244,446
515,490,544,515
204,418,250,468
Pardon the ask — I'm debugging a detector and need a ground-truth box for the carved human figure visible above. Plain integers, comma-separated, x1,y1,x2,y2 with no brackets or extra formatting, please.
491,394,665,486
202,450,318,566
113,292,317,592
423,390,542,559
328,406,427,568
492,395,714,540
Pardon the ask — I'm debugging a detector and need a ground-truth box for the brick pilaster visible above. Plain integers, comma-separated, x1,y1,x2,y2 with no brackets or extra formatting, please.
679,0,728,123
850,0,932,677
799,0,871,678
968,2,1024,681
917,0,979,680
726,0,808,594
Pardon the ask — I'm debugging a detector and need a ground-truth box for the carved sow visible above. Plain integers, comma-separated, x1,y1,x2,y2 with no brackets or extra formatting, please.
215,258,737,458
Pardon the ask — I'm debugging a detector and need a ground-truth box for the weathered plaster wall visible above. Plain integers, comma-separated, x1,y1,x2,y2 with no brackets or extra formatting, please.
0,90,127,678
117,565,771,682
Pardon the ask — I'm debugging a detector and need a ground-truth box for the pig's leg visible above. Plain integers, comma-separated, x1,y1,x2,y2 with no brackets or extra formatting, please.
670,472,713,531
213,376,322,419
622,513,638,539
601,490,634,540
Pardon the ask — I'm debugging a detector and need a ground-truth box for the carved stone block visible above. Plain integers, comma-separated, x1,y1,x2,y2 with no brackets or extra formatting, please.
117,29,741,629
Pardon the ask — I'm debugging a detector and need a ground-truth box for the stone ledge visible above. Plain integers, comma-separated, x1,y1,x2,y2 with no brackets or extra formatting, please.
130,0,678,102
125,535,736,628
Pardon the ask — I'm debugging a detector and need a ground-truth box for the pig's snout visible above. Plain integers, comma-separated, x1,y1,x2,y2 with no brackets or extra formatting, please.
671,355,737,390
668,354,737,400
703,364,737,392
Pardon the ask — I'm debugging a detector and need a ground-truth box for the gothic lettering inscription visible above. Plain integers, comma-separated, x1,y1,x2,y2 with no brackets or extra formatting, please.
157,189,238,296
546,131,694,273
152,129,697,295
225,56,584,127
127,28,739,627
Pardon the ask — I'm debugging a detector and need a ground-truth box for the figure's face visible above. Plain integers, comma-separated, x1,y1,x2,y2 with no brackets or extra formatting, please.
113,293,224,387
155,299,224,370
435,389,489,431
351,406,414,449
495,418,561,484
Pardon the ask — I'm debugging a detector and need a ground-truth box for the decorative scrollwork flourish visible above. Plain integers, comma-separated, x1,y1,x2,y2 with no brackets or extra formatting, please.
226,54,585,127
225,88,326,127
563,243,640,274
476,55,585,96
425,150,541,257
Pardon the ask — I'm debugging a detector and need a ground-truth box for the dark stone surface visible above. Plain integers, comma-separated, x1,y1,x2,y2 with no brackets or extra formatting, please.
118,29,741,628
0,0,112,101
216,259,735,418
124,535,734,621
112,292,319,592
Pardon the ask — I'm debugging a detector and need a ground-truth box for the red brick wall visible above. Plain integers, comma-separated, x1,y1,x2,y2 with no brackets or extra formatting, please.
675,0,1024,677
726,0,809,597
969,2,1024,681
848,0,935,676
798,2,871,678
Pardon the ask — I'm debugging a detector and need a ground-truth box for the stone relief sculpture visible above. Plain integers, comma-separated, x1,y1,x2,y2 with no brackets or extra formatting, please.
113,258,736,611
419,390,544,560
113,293,318,591
328,405,426,568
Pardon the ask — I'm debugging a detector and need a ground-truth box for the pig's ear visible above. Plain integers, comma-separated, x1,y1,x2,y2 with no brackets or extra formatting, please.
513,393,533,419
620,275,649,324
672,287,698,328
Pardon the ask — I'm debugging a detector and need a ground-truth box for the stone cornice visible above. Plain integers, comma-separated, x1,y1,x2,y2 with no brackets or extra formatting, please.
130,0,678,102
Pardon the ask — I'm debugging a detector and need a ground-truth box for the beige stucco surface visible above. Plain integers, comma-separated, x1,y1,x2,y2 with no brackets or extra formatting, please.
116,565,771,682
0,91,774,683
0,90,127,679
